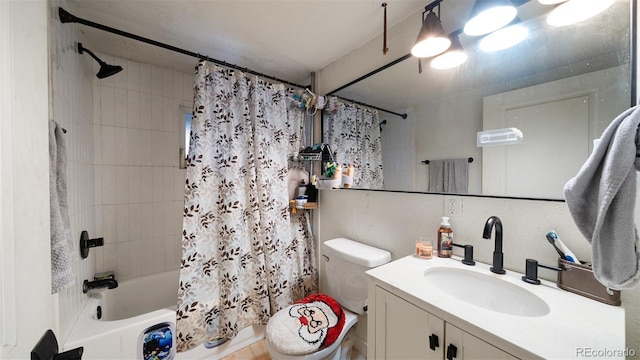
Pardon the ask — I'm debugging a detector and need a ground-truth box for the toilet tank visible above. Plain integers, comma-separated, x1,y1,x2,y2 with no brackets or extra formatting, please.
321,238,391,315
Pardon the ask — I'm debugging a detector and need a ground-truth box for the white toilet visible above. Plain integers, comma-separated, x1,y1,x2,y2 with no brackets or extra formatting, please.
266,238,391,360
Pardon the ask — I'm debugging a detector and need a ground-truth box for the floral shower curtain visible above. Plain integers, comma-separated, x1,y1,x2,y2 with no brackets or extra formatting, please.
323,99,384,189
176,62,316,352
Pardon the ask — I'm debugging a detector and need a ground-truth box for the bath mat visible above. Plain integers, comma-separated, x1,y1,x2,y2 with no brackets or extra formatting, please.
266,293,345,355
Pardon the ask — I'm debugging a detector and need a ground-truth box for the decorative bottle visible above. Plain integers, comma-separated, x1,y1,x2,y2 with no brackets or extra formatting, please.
437,216,453,258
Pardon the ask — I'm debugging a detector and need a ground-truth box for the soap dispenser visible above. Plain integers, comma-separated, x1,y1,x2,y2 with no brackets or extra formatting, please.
437,216,453,258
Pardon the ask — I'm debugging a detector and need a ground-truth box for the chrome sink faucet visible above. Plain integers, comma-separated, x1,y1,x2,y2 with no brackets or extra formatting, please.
483,216,506,274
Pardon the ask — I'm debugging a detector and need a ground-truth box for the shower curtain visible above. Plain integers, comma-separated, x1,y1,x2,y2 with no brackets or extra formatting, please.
176,62,316,352
323,99,384,189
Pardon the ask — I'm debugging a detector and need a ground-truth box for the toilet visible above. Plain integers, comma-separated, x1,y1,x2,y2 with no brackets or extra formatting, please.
265,238,391,360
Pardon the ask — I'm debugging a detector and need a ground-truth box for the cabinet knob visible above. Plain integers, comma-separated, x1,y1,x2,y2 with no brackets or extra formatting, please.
446,344,458,360
428,334,439,351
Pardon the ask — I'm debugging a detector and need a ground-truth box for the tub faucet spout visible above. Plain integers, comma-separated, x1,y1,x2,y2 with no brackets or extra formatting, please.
483,216,506,274
83,278,118,293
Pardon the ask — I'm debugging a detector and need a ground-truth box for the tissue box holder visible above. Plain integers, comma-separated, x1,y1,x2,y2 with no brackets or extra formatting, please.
557,258,621,306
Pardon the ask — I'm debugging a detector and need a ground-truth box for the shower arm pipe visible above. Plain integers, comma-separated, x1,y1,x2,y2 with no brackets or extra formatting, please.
58,7,309,90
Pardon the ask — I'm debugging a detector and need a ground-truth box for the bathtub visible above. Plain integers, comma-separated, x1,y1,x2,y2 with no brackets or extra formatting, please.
64,269,265,359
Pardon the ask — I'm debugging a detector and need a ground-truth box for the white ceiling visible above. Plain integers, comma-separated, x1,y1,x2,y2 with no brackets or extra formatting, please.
66,0,430,85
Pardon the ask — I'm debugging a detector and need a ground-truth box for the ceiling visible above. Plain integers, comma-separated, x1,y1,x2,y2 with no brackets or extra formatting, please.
66,0,430,85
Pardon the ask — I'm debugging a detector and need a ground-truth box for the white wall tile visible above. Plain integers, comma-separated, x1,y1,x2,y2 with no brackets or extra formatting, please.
93,84,101,124
114,127,128,165
140,167,153,203
101,125,115,165
162,97,175,133
116,242,131,280
103,244,117,275
163,167,174,202
152,206,164,238
93,124,102,164
129,203,142,242
183,73,194,102
153,239,166,274
140,63,152,94
94,166,103,205
141,238,155,275
152,166,164,202
116,204,129,243
151,95,163,131
127,61,140,92
173,71,184,99
94,247,104,274
100,85,115,125
113,57,128,89
139,130,152,166
128,166,141,203
127,91,140,129
139,93,152,130
162,68,173,97
114,88,128,128
128,128,142,166
115,165,129,204
151,131,164,166
175,169,186,201
95,205,103,238
164,236,178,270
102,204,117,244
163,202,175,236
130,240,143,278
151,65,163,95
102,165,116,205
175,201,184,236
140,203,153,239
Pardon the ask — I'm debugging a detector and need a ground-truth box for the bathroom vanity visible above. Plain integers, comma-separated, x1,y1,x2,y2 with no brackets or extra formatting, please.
366,256,625,359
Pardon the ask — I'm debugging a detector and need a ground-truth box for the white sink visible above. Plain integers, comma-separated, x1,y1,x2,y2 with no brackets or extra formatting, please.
424,267,550,317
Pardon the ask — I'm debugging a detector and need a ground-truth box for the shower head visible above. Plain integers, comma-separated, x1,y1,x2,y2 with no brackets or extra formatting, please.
77,42,123,79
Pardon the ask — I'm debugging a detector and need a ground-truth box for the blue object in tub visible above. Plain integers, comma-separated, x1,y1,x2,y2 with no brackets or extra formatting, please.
139,322,175,360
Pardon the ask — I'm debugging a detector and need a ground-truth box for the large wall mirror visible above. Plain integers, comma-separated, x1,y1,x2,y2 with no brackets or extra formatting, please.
327,0,632,200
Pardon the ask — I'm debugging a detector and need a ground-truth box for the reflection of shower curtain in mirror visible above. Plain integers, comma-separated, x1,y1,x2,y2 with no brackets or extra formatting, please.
176,62,317,352
323,99,384,189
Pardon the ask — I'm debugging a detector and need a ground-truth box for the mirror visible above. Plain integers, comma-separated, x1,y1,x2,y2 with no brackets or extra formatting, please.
327,0,631,199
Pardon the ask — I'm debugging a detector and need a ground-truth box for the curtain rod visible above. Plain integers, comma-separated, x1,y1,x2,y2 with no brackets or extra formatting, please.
58,7,309,90
334,95,408,119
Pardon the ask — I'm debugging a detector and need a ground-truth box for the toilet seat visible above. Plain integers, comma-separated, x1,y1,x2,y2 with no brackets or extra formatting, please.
266,309,358,360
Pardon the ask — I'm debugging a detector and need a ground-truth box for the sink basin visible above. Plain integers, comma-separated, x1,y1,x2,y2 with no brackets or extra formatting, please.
424,267,550,317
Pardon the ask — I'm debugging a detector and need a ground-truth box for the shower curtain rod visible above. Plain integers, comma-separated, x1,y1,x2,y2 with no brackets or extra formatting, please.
334,95,408,119
58,7,309,90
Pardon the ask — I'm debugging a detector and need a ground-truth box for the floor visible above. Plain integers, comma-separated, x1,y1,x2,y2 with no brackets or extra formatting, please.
220,340,365,360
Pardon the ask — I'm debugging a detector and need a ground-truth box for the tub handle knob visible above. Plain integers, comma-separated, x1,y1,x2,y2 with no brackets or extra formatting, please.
80,230,104,259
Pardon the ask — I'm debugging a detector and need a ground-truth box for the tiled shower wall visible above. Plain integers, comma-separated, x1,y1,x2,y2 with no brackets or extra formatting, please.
92,56,194,280
50,0,96,341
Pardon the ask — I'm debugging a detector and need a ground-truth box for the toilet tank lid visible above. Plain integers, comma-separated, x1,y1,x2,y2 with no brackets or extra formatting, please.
323,238,391,268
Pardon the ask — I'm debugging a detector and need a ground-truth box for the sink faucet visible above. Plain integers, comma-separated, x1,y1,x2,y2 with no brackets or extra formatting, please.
482,216,506,274
83,278,118,293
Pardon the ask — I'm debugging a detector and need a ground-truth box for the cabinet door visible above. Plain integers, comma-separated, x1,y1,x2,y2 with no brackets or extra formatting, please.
445,323,518,360
375,288,445,360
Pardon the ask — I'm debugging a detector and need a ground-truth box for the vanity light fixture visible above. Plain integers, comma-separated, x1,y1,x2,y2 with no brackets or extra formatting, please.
463,0,517,37
431,33,468,70
479,17,528,52
546,0,615,27
411,8,451,58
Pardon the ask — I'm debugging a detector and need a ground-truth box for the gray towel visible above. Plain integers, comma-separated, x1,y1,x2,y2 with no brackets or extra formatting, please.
50,120,75,293
428,159,469,194
564,105,640,290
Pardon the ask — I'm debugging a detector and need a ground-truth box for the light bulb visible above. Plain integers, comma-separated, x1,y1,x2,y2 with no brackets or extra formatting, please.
464,5,517,36
547,0,615,27
411,37,451,58
479,24,528,52
431,51,468,70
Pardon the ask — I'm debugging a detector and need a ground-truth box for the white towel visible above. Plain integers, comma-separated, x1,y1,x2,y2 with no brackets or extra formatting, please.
564,106,640,290
428,159,469,194
50,120,75,293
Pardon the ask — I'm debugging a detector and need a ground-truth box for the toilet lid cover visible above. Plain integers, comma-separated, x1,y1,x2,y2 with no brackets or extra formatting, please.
266,293,346,355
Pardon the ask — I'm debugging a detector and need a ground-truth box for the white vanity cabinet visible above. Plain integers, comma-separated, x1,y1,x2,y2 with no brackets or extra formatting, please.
372,287,518,360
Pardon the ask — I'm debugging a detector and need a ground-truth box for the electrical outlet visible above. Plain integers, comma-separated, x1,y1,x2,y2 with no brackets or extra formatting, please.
444,196,462,220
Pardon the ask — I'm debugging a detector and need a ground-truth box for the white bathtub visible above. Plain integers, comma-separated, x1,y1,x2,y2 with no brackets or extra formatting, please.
64,269,265,359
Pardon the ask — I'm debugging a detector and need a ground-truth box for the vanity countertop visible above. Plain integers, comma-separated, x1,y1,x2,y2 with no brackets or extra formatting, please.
366,255,626,359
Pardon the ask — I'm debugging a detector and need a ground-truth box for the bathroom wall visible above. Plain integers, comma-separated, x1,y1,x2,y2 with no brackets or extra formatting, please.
380,108,415,191
92,56,193,280
50,0,97,341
